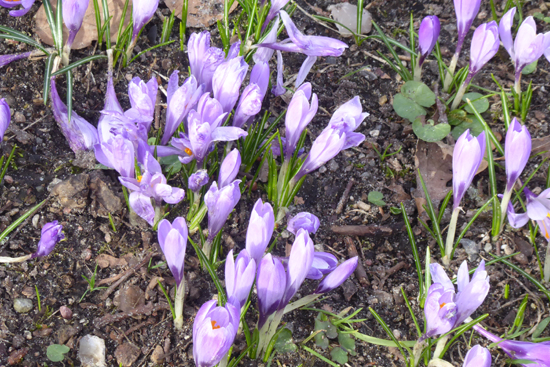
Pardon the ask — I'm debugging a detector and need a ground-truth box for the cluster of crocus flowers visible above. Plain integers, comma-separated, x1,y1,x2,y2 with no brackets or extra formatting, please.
415,15,440,81
0,0,36,17
444,129,485,265
0,221,64,263
0,98,11,141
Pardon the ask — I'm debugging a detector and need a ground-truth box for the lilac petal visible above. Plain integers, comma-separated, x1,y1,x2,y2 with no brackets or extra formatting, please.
218,149,241,189
0,51,32,68
129,192,155,226
506,201,529,229
118,177,141,192
212,57,249,113
499,7,516,59
257,254,286,328
453,0,482,48
429,263,454,292
418,16,440,64
246,199,275,264
233,84,262,128
131,0,159,40
32,221,64,258
62,0,89,36
254,16,280,64
188,169,209,192
514,17,546,73
505,118,531,191
272,51,286,96
456,260,469,293
250,61,270,101
287,212,320,235
468,21,500,75
452,130,486,208
463,345,492,367
281,229,314,306
423,284,457,338
454,261,490,325
0,99,11,141
211,126,248,142
315,257,358,293
295,56,317,89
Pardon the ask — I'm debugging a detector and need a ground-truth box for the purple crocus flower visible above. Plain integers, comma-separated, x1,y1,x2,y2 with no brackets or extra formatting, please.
245,199,275,265
204,180,242,240
505,118,531,192
31,221,64,259
158,217,188,287
193,300,240,367
0,98,10,141
314,256,358,294
125,76,158,131
63,0,90,48
218,149,241,188
93,135,135,178
454,0,482,56
188,31,226,92
284,83,318,158
307,252,338,280
280,228,314,306
161,72,204,145
131,0,159,42
423,282,457,338
0,0,36,17
188,169,209,193
233,84,262,128
250,61,270,101
97,75,124,143
51,78,99,153
0,51,33,68
225,249,256,308
257,254,286,328
468,21,500,77
212,57,249,114
294,128,346,180
473,325,550,367
272,51,286,96
506,188,550,241
452,130,486,209
287,212,320,235
463,345,492,367
418,16,440,66
264,0,289,29
254,16,280,64
323,96,369,148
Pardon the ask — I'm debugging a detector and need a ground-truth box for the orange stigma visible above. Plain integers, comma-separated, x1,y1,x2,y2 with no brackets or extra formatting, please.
185,148,192,156
211,320,220,330
440,303,447,309
137,175,143,183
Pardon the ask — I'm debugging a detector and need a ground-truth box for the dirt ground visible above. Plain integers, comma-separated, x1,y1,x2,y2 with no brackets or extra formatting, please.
1,0,550,366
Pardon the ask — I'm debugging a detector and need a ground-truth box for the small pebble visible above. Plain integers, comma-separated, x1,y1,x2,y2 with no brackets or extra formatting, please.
60,306,73,319
4,175,13,184
24,330,32,340
14,112,26,123
32,214,40,228
13,298,33,313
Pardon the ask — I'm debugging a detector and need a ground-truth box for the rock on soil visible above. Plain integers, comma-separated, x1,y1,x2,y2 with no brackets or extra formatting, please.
13,298,33,313
79,335,106,367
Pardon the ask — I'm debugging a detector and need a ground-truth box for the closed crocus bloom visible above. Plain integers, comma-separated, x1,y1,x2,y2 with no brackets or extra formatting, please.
0,98,10,141
0,0,36,16
418,15,440,66
225,249,256,308
193,300,240,367
423,283,457,338
250,62,270,101
452,130,486,209
287,212,320,235
294,129,347,180
454,0,482,51
233,84,262,128
205,180,242,240
126,77,158,130
513,17,546,75
158,218,188,287
188,31,226,92
246,199,275,264
212,57,249,114
505,118,531,191
131,0,159,42
272,51,286,96
0,51,33,68
257,254,286,328
188,169,209,193
32,221,64,259
463,345,491,367
218,149,241,189
324,96,369,149
63,0,90,48
162,72,204,145
499,7,517,60
93,135,135,178
280,229,314,306
468,21,500,76
284,83,318,158
314,257,358,293
51,78,99,153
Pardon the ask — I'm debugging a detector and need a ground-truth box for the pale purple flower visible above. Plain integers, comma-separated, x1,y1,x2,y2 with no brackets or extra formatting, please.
205,180,242,240
93,135,135,178
0,51,33,68
545,33,550,63
0,98,10,141
284,83,318,158
323,96,369,149
264,0,289,29
452,130,486,209
188,169,209,193
31,221,64,259
257,254,286,328
188,31,226,92
158,217,188,286
307,252,338,280
467,21,500,77
463,345,492,367
97,75,124,143
294,128,346,180
453,0,482,56
193,300,240,367
63,0,90,48
280,228,314,306
125,76,158,131
0,0,36,16
505,118,531,191
506,188,550,241
161,72,204,145
131,0,159,42
245,199,275,265
254,16,280,64
295,55,317,89
418,16,440,66
314,257,358,293
250,61,270,101
97,110,148,146
212,57,249,114
272,51,286,96
50,78,99,153
233,84,262,128
225,249,256,308
423,283,457,338
503,199,530,229
287,212,320,235
218,149,241,188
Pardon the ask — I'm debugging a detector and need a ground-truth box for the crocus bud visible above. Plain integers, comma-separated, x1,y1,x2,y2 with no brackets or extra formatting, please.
284,83,318,158
250,61,270,101
454,0,482,53
314,257,358,293
225,249,256,308
468,21,500,76
131,0,159,42
205,180,242,240
463,345,491,367
212,57,249,114
0,0,36,17
126,76,158,130
158,218,188,287
218,149,241,188
280,229,314,306
307,252,338,280
93,135,135,178
51,78,99,153
188,169,209,192
499,7,516,63
295,129,346,180
505,118,531,192
0,98,10,141
245,199,275,264
233,84,262,128
31,221,64,259
63,0,90,48
287,212,320,235
188,31,225,92
423,283,457,338
418,15,440,65
257,254,286,328
193,300,240,367
452,130,486,209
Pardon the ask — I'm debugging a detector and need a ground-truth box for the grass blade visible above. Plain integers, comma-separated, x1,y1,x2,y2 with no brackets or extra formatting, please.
51,55,107,77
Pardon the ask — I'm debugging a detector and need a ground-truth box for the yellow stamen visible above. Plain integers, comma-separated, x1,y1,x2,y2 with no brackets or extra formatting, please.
185,148,193,156
137,175,143,183
211,320,220,330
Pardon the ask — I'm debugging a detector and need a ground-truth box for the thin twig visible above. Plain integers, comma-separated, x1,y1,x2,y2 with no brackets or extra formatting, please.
335,179,354,215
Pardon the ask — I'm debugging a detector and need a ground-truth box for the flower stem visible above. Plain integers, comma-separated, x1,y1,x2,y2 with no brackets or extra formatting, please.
498,189,513,236
413,61,423,82
125,38,137,66
544,244,550,283
443,208,460,266
202,239,213,260
173,281,185,330
283,294,320,314
433,335,448,359
258,309,284,359
443,53,459,92
0,254,32,263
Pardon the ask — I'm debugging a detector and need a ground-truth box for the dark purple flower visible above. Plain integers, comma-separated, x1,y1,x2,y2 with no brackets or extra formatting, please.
287,212,320,235
31,221,64,259
0,98,11,142
158,217,188,287
418,15,440,65
225,249,256,308
188,169,209,192
314,257,358,293
204,180,242,240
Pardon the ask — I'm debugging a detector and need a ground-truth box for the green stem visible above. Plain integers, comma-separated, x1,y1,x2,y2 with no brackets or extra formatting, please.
443,54,458,92
443,208,460,266
544,244,550,283
173,281,185,330
498,189,513,236
283,294,320,314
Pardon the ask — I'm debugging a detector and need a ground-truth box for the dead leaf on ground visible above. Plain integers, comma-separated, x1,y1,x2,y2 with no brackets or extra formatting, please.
115,343,140,367
35,0,132,50
387,183,411,202
165,0,238,29
96,254,128,269
531,136,550,159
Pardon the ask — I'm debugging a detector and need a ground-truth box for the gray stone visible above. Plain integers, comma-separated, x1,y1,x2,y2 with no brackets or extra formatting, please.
79,335,106,367
13,298,33,313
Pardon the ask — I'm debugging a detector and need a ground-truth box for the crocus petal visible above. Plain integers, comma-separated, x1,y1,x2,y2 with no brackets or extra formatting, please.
132,0,159,41
315,257,358,293
272,51,286,96
418,16,441,65
257,254,286,328
430,263,455,292
31,221,64,258
281,228,314,306
463,345,492,367
452,130,486,209
205,180,242,240
468,21,500,76
287,212,320,235
189,169,210,192
129,192,155,226
454,260,490,325
0,98,11,141
211,126,248,142
212,57,249,113
454,0,482,49
295,56,317,89
254,16,280,64
157,218,188,286
505,118,531,191
218,149,241,189
506,201,529,229
499,7,516,60
246,199,275,264
250,61,270,101
514,17,546,74
0,51,33,68
423,283,457,338
233,84,262,128
284,85,318,158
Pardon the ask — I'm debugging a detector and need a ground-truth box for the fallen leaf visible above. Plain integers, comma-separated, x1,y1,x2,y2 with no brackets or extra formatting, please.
96,254,128,269
387,183,410,202
115,343,140,367
35,0,132,50
531,136,550,159
165,0,238,29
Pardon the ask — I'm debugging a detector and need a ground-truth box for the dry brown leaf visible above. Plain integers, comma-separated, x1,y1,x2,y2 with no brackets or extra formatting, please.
35,0,132,50
531,136,550,159
165,0,238,29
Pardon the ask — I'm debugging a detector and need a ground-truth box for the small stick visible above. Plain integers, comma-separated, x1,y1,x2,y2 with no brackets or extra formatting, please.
335,179,354,215
344,237,369,286
100,251,156,300
331,225,392,236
